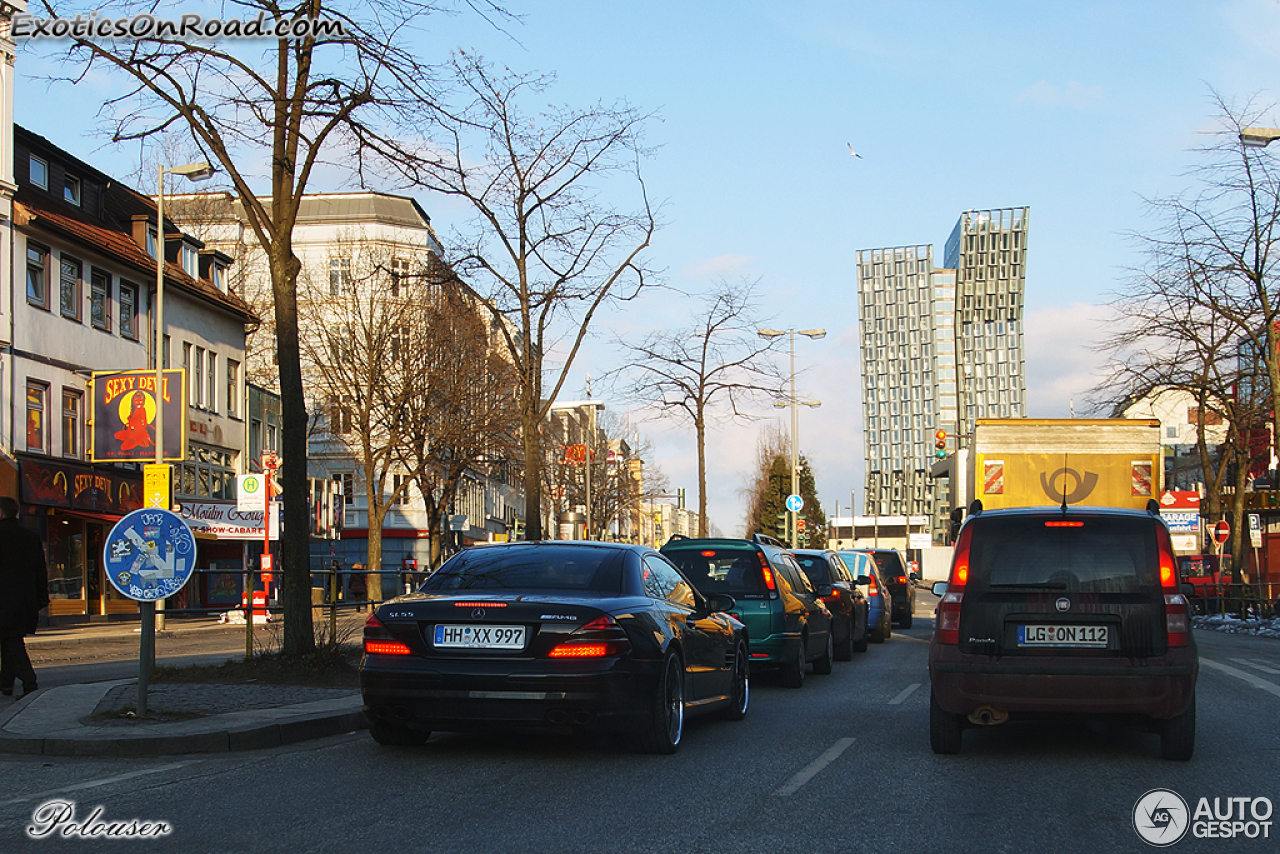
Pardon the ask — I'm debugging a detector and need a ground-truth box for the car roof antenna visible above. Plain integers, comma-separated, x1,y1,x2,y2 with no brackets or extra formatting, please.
1060,451,1069,514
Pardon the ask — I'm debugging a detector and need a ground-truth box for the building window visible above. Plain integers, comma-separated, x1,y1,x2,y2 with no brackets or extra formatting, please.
227,360,240,417
62,389,82,459
329,257,352,295
183,343,193,405
267,423,278,451
119,282,138,339
59,256,83,320
330,396,353,434
181,243,198,278
26,244,49,308
146,226,158,259
64,173,81,206
90,269,112,331
390,257,411,298
26,381,48,453
194,346,205,408
211,262,226,292
162,334,171,369
29,155,48,189
206,351,217,414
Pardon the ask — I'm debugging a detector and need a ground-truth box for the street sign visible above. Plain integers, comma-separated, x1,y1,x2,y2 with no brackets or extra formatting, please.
1212,520,1231,546
103,508,197,601
237,473,271,511
786,494,804,513
1250,514,1263,549
143,463,172,510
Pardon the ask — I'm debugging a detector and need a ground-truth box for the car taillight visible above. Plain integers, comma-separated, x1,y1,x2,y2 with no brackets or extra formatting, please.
937,525,972,645
1156,525,1190,648
363,613,412,655
867,575,878,596
758,552,777,593
896,576,908,585
547,615,630,658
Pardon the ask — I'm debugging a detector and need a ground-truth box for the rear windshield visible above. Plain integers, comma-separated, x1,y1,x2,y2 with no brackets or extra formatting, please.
868,552,906,578
663,548,766,597
792,553,831,586
967,516,1160,593
423,546,623,593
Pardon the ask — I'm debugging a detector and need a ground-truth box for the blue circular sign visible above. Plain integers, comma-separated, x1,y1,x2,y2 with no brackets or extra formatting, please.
786,494,804,513
103,508,197,602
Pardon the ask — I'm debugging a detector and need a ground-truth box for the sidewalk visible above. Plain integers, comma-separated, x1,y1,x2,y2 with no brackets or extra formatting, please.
0,680,366,757
5,613,370,757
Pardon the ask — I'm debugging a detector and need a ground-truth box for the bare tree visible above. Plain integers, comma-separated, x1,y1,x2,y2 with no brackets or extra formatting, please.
615,279,783,536
35,0,506,654
1096,91,1280,568
402,53,657,540
397,263,521,567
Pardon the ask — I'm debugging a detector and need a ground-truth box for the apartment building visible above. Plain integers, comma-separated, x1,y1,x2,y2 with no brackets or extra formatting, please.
857,207,1029,542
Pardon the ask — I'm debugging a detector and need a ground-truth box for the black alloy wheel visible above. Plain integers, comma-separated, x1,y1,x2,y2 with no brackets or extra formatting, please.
639,653,685,754
717,643,750,721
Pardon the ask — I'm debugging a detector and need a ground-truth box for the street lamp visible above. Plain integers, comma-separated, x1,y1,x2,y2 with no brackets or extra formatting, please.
758,327,826,548
143,161,214,666
549,400,605,539
1240,127,1280,148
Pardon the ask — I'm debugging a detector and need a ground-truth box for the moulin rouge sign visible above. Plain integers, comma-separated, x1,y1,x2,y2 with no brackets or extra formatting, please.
90,369,186,462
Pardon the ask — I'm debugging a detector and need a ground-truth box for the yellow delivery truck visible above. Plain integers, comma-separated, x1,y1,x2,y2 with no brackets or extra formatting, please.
968,418,1163,510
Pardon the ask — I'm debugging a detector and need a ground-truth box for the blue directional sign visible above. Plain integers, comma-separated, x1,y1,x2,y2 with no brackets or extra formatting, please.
786,494,804,513
103,508,197,602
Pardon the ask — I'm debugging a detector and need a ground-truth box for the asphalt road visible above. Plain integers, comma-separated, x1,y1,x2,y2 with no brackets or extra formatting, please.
2,591,1277,853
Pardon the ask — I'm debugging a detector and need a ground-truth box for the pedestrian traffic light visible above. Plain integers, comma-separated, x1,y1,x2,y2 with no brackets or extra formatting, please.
934,429,947,459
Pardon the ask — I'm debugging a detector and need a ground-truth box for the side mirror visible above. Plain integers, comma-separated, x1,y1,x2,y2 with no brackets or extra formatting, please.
816,583,836,598
932,581,949,596
856,575,871,586
706,593,737,614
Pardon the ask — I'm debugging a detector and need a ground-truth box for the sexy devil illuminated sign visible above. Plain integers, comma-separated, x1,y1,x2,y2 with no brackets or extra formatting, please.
90,369,187,462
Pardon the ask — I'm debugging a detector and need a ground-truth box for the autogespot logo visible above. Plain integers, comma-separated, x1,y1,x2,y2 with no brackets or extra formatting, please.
1134,789,1190,847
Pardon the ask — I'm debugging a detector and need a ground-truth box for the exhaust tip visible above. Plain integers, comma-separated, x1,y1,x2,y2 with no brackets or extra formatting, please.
547,709,570,725
968,705,1008,726
572,710,593,726
391,705,412,720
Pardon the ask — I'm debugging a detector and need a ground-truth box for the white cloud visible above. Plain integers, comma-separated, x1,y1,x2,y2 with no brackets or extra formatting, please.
1015,80,1105,111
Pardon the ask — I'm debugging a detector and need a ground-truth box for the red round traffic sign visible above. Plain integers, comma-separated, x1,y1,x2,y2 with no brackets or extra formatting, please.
1213,520,1231,545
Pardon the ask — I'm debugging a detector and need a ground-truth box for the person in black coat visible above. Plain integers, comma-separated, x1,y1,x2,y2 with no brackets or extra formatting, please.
0,496,49,697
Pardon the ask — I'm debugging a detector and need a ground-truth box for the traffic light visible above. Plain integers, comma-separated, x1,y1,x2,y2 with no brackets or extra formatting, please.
776,513,787,535
797,517,806,533
934,429,948,459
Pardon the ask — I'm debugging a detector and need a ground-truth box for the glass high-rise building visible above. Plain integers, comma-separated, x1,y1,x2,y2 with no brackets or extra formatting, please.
857,207,1029,541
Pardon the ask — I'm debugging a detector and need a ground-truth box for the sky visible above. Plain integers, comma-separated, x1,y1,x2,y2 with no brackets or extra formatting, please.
17,0,1280,536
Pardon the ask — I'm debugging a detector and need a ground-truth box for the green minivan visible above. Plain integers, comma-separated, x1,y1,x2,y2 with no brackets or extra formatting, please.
661,535,834,688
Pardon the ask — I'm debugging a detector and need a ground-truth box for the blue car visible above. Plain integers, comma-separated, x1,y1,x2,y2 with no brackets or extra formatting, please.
838,550,892,643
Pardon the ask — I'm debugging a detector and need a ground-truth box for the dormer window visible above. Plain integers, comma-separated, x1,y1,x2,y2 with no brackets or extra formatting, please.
64,174,81,206
146,225,158,259
181,243,198,278
29,155,48,190
211,262,227,292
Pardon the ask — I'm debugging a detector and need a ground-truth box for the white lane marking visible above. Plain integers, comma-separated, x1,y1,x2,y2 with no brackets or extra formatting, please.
1202,658,1280,700
889,683,921,705
1231,657,1280,675
0,762,197,807
773,737,856,798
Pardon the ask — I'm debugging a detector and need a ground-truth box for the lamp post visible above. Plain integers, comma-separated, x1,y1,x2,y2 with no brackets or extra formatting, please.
1240,127,1280,148
137,161,213,715
549,400,605,539
758,327,825,548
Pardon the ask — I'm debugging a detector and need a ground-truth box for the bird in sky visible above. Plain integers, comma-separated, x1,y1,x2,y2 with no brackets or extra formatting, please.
847,143,862,158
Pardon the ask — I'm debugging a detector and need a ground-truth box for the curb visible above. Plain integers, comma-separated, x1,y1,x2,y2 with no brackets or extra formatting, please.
0,709,368,757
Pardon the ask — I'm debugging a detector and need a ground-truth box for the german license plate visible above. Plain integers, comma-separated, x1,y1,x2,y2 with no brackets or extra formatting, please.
433,624,526,650
1017,624,1108,648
